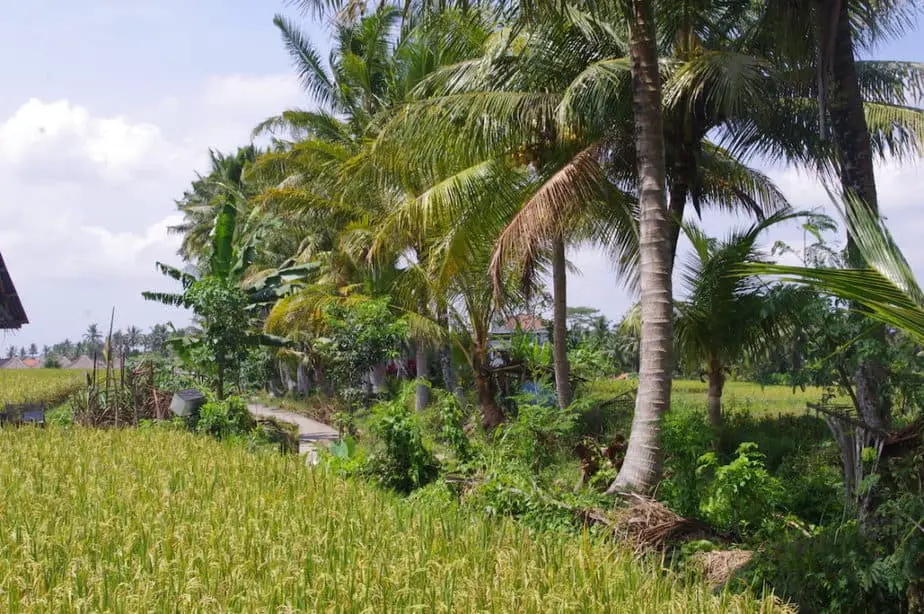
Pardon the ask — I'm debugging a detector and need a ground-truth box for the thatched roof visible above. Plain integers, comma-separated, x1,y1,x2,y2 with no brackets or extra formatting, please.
0,357,29,369
0,251,27,330
66,356,96,370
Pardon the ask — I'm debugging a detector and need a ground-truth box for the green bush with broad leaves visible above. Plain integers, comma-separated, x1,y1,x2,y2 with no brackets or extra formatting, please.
698,442,784,537
196,396,253,440
367,397,437,493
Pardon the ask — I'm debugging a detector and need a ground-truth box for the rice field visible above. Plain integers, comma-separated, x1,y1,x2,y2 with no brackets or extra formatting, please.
588,378,825,416
0,369,87,407
0,427,786,612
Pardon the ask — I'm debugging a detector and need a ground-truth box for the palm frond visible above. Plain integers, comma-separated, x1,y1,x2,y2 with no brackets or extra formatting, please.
274,14,336,108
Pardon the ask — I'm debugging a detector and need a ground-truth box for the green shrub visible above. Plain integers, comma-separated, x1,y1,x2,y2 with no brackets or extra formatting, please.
196,396,253,440
659,407,714,518
739,522,905,614
500,394,576,470
367,398,438,493
698,442,784,537
434,391,472,462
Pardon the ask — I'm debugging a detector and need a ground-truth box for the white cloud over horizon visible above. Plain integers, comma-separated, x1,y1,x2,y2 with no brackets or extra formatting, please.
1,74,304,347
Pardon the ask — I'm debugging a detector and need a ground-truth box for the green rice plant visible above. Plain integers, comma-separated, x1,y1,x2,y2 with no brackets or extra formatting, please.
0,369,87,407
0,427,790,612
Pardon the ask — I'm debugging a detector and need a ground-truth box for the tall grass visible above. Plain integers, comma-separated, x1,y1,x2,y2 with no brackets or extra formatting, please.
0,428,786,612
0,369,86,406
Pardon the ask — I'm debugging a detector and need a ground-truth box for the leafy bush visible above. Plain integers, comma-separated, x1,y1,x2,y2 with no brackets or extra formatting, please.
196,396,253,439
569,344,617,380
316,297,407,404
739,522,905,614
367,398,438,493
500,393,576,470
698,442,784,537
434,391,472,462
659,408,714,518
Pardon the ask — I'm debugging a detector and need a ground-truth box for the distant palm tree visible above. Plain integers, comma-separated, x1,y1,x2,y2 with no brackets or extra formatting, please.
27,343,37,357
84,324,102,352
674,211,809,427
6,346,15,359
126,326,143,353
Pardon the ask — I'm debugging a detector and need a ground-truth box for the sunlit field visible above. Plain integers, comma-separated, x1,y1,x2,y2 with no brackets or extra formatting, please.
672,380,826,415
588,378,825,416
0,369,86,406
0,428,786,612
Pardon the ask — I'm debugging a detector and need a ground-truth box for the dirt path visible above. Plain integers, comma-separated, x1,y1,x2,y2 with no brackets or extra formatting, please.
248,402,339,461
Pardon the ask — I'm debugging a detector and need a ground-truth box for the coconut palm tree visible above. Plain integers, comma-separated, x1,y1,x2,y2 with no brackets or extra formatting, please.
84,324,102,352
674,210,811,427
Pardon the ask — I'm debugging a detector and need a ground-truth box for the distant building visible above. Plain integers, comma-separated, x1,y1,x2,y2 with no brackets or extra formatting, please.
0,251,27,330
490,314,550,346
0,357,29,369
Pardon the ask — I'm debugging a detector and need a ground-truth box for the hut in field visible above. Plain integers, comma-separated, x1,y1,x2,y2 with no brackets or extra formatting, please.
0,251,27,330
66,355,96,370
0,357,29,369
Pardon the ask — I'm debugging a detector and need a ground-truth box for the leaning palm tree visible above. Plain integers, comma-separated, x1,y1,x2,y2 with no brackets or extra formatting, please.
674,211,810,427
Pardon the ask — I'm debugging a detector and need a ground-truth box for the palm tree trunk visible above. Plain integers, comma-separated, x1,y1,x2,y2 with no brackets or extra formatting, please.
667,178,687,271
706,362,725,428
437,306,464,403
826,0,890,432
415,343,431,410
473,352,503,428
608,0,673,494
551,236,571,410
370,363,387,394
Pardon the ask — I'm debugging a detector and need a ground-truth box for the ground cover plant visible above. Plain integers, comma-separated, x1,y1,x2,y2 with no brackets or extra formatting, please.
0,427,787,613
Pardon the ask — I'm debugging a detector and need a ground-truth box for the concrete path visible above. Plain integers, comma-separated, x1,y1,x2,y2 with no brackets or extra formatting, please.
248,402,339,462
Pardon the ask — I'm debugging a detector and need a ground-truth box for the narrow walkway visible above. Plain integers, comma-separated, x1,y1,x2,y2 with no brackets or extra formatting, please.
248,402,339,462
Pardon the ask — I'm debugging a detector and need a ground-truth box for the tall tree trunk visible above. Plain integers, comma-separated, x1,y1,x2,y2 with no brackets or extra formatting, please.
551,236,571,410
706,362,725,428
473,352,503,428
437,306,464,403
216,365,225,400
296,363,310,395
826,0,891,432
667,178,687,271
608,0,673,494
415,343,431,410
370,363,387,394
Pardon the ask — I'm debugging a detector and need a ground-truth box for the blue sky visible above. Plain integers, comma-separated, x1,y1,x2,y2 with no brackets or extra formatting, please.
0,2,921,348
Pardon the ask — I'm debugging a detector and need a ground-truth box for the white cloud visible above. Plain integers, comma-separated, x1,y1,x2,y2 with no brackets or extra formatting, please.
201,74,302,112
0,76,303,345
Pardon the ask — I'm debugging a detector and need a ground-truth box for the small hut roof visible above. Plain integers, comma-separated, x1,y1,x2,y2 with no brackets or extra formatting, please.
0,251,27,330
0,357,29,369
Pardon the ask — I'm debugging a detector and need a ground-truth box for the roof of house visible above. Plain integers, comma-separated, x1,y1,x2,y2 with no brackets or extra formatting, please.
0,357,29,369
492,314,547,335
0,251,27,330
66,355,97,370
21,358,40,368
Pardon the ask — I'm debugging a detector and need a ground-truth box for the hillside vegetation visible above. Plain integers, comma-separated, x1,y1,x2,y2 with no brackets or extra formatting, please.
0,427,784,613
